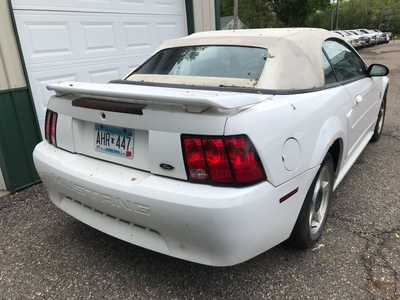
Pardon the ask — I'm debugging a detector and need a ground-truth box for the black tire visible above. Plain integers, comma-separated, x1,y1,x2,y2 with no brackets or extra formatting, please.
288,153,334,249
371,91,387,143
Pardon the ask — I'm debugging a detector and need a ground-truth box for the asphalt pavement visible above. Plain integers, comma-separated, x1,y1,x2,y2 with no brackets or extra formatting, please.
0,41,399,300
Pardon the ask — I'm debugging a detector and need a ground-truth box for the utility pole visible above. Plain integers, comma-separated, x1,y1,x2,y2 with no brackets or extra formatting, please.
335,0,340,30
233,0,239,29
330,0,337,30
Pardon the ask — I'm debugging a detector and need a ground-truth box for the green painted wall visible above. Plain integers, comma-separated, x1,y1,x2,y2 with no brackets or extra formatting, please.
0,87,41,192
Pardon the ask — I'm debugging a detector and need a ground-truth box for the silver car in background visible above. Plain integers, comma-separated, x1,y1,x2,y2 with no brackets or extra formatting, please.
332,28,391,49
347,30,369,47
334,31,361,48
357,29,379,46
373,29,390,44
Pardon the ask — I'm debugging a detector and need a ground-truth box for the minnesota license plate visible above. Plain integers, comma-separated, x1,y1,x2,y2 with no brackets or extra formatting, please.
95,124,134,159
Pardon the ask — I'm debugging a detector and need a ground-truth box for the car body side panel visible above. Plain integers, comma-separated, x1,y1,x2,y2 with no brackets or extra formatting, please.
224,85,351,186
376,76,390,95
342,77,381,158
310,116,347,173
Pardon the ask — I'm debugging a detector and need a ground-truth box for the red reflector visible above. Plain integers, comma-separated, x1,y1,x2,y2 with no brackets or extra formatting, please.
279,187,299,203
45,109,58,146
181,134,266,186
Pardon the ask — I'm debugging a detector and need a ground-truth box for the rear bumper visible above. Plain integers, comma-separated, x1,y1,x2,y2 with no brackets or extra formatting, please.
33,142,318,266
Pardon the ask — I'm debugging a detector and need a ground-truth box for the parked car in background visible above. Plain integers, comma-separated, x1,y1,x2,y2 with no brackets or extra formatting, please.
334,29,391,48
345,30,369,48
33,28,389,266
378,30,391,43
372,29,385,44
357,29,379,46
382,31,391,43
335,30,361,48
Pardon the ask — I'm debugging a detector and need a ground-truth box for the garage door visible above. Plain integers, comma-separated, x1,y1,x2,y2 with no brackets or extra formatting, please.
11,0,188,133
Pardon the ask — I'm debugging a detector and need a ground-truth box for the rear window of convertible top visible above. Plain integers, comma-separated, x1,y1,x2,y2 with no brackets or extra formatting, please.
132,45,268,80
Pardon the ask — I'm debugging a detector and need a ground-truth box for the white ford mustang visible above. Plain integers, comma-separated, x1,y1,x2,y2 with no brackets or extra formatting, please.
33,28,389,266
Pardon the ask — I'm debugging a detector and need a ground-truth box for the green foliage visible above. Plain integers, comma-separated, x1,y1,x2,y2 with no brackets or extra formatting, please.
306,0,400,33
221,0,282,28
271,0,330,26
220,0,400,33
221,0,330,27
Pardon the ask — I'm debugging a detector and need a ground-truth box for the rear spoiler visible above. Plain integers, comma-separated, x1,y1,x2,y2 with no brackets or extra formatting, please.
47,81,267,112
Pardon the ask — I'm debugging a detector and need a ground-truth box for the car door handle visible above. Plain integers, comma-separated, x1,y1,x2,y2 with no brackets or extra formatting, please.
354,95,363,107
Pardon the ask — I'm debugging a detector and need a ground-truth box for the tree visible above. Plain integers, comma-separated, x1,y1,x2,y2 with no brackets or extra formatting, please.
270,0,330,26
221,0,282,28
304,0,400,34
219,0,400,34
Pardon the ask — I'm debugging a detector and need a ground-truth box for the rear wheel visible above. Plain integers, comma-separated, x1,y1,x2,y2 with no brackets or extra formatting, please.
371,93,387,143
289,153,334,249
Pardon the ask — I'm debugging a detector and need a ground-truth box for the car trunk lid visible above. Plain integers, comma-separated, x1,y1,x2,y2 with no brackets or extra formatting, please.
47,81,269,180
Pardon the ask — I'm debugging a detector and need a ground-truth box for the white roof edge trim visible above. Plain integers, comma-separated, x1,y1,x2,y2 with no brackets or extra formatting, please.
47,81,267,112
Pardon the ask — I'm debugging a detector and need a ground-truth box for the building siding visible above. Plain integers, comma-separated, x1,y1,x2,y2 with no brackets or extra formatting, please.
193,0,216,32
0,1,41,192
0,0,26,90
0,50,9,89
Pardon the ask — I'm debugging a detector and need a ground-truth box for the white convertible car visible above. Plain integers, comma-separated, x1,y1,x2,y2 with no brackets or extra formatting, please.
33,28,389,266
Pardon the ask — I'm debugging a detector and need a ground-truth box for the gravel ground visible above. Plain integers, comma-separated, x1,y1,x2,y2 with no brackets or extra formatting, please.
1,42,399,300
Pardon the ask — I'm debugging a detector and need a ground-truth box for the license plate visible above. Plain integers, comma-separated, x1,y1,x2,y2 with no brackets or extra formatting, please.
95,124,134,159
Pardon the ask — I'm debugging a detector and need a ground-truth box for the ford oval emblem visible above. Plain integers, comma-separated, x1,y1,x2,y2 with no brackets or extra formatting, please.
160,163,174,171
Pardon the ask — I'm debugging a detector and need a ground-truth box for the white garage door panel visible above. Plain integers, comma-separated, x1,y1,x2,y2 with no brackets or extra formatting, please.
12,1,187,133
15,11,185,65
31,73,79,123
29,55,149,123
12,0,185,15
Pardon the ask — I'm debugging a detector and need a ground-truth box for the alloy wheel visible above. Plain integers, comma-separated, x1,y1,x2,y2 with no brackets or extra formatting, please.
377,101,386,135
309,165,331,235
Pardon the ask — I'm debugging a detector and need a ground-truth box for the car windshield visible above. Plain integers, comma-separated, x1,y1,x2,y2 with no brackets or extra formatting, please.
133,45,268,80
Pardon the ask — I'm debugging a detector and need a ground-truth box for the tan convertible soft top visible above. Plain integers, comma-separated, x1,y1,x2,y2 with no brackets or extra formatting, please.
128,28,342,91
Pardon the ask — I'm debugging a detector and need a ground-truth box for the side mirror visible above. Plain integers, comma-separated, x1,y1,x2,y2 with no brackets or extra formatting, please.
368,64,389,77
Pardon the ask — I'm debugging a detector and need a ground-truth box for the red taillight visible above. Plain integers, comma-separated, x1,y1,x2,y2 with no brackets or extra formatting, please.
45,109,58,146
224,136,265,184
202,138,234,183
181,135,266,186
182,137,208,181
45,110,51,141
